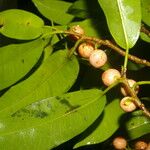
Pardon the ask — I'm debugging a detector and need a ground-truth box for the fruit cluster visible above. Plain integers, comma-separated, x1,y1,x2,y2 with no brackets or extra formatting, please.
113,137,150,150
69,25,140,113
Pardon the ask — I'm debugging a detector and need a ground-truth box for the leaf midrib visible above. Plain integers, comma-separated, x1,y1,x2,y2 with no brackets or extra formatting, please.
128,121,150,130
117,0,129,49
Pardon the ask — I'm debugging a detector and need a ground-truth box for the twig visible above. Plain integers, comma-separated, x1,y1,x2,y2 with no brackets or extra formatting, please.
101,77,150,118
64,31,150,67
121,78,150,118
83,37,150,67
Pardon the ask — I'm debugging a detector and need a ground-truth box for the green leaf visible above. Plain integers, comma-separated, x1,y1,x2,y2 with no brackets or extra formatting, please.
32,0,74,25
43,44,53,61
0,9,44,40
0,39,47,91
68,0,89,19
98,0,141,49
68,0,101,19
125,110,150,140
140,32,150,43
74,98,124,148
141,0,150,26
0,50,79,118
0,89,106,150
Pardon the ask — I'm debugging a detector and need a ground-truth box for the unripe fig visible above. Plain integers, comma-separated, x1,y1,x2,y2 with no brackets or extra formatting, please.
120,97,137,112
113,137,127,150
135,141,148,150
89,49,107,68
68,25,84,40
78,42,94,58
102,69,121,86
121,79,139,96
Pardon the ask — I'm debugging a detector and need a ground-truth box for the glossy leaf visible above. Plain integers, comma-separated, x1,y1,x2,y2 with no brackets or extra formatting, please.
0,50,79,118
0,39,47,91
0,9,44,40
141,0,150,26
0,89,106,150
125,110,150,140
74,98,124,148
98,0,141,49
32,0,74,25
